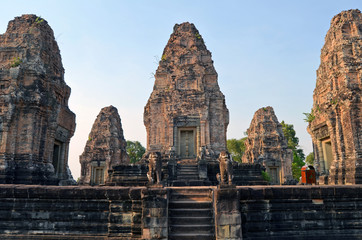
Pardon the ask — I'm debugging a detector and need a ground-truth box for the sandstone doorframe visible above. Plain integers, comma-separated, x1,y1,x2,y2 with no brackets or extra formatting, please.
91,160,106,185
321,138,333,173
268,167,280,185
177,127,197,158
52,140,64,177
173,116,201,158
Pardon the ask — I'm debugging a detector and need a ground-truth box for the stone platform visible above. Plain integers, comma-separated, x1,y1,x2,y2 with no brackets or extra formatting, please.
107,161,267,187
1,184,362,239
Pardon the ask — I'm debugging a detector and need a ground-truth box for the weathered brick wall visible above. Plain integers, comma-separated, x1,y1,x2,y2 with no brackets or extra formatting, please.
1,185,362,239
0,185,144,240
238,185,362,239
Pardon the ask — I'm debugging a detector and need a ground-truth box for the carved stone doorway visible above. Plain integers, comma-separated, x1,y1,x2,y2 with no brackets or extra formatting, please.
269,167,280,185
92,167,105,185
52,140,63,177
322,139,333,172
178,128,196,158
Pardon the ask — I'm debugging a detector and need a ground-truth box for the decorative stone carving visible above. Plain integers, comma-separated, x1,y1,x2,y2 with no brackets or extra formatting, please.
242,106,293,184
79,106,129,185
0,15,76,185
146,151,162,184
307,9,362,184
217,151,233,185
143,22,229,160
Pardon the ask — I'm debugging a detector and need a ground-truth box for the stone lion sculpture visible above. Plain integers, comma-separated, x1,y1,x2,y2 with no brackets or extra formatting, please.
217,151,233,185
147,152,162,184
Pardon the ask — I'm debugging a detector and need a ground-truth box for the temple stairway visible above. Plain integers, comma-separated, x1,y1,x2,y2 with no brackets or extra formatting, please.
176,164,199,180
172,158,210,186
168,188,215,240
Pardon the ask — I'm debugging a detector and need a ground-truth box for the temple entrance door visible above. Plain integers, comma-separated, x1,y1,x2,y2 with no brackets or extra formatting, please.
179,129,196,158
92,167,105,185
52,141,63,177
322,139,333,172
269,167,280,185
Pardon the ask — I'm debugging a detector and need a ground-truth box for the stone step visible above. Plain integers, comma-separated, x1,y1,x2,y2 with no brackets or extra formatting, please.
169,233,215,240
169,208,213,217
235,181,268,186
177,169,198,173
170,193,211,201
170,189,212,197
168,188,215,239
169,200,212,209
169,224,214,234
170,188,212,195
177,164,198,167
171,180,211,186
176,175,199,179
177,159,198,165
176,176,199,180
177,172,198,176
177,172,199,175
177,166,198,169
169,216,213,225
176,178,199,182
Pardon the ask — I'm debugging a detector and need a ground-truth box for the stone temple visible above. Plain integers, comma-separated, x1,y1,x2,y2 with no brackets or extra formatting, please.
144,22,229,159
242,106,293,184
307,9,362,185
0,15,75,185
78,106,129,185
1,11,362,240
107,22,266,187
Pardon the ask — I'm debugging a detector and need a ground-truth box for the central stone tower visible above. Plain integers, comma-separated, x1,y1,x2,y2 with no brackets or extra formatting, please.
144,22,229,160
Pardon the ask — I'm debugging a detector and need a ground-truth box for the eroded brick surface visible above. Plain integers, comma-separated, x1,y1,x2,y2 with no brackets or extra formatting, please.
144,22,229,158
242,106,293,184
79,106,129,185
0,15,75,185
307,9,362,184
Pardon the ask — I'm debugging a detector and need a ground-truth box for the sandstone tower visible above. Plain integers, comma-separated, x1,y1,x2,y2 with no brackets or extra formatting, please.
144,22,229,160
79,106,129,185
307,9,362,185
0,15,76,185
242,107,293,184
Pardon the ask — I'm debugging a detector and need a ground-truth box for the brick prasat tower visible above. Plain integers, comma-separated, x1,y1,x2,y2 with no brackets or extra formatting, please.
0,15,76,185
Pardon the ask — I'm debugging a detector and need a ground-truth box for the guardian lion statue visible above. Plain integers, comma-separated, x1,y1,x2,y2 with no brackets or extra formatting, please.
147,152,162,184
217,151,233,185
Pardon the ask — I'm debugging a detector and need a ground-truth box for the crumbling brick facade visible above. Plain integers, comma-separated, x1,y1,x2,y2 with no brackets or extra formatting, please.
242,106,293,184
144,22,229,159
79,106,129,185
0,15,76,185
307,9,362,185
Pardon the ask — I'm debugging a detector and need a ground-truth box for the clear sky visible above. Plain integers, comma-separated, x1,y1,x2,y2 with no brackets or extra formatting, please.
1,0,361,180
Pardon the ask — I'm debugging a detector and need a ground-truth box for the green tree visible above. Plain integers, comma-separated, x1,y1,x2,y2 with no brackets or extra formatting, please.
126,140,145,163
281,121,305,180
227,137,246,162
305,152,314,166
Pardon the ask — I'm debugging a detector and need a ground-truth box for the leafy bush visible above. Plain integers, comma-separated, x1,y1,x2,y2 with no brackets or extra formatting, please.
303,109,315,123
126,140,146,163
262,171,271,182
10,57,22,67
227,138,246,162
35,17,44,24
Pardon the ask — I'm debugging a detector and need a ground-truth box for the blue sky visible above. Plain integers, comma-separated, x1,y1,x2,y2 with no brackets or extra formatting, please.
1,0,361,179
